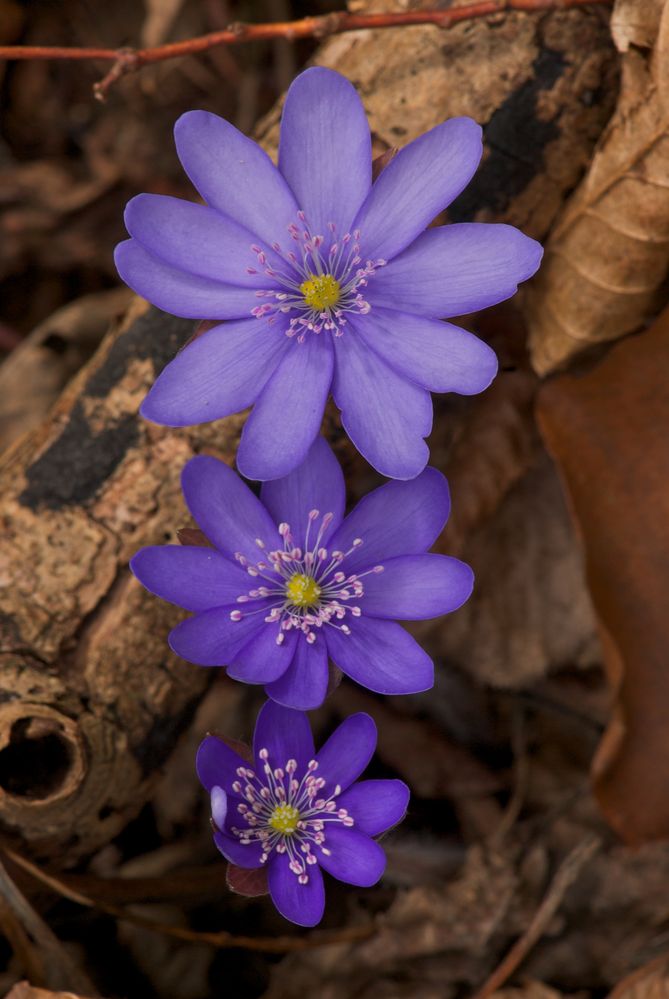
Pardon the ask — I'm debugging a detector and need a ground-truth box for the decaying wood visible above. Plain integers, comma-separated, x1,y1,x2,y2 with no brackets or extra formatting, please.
0,289,133,453
0,3,618,865
0,299,244,863
526,0,669,374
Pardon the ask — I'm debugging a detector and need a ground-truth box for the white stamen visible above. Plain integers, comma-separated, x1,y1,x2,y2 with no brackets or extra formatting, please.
248,212,385,339
229,748,355,884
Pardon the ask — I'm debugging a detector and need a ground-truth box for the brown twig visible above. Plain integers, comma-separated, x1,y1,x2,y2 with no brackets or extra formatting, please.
5,848,376,954
470,835,601,999
0,857,97,994
0,0,613,100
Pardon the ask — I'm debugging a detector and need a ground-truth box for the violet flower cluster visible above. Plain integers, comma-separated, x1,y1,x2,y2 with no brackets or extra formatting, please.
118,65,542,927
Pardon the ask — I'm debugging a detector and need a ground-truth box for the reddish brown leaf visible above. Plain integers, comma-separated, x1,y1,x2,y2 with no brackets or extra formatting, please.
371,147,398,180
536,305,669,843
177,528,211,547
226,864,269,897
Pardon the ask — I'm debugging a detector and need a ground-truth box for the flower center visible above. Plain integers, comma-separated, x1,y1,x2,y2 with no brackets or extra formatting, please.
286,572,322,608
248,212,386,342
300,274,340,311
228,751,355,884
269,802,300,834
229,512,384,646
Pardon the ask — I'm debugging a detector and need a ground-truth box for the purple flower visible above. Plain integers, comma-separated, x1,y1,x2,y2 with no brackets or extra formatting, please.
130,436,472,709
198,700,409,926
115,67,542,481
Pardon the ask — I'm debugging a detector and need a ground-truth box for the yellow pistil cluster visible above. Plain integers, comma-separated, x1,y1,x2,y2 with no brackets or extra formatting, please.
300,273,341,311
269,803,300,834
286,573,322,608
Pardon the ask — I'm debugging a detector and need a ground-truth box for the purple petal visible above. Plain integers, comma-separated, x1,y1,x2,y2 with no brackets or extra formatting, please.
279,67,371,237
332,326,431,480
227,626,298,683
260,436,345,544
124,193,277,286
315,713,376,795
130,545,252,612
197,734,248,792
174,110,298,244
353,307,498,394
361,553,474,620
181,455,281,561
268,852,325,927
368,223,543,318
326,617,433,695
236,334,333,482
214,829,264,869
264,632,329,710
140,318,289,427
252,700,315,768
114,240,261,320
328,467,450,574
317,826,385,887
169,604,265,666
354,117,482,261
337,779,410,836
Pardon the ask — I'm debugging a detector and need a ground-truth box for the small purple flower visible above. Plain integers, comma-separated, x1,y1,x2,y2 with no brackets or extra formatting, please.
198,700,409,926
115,66,542,481
131,436,472,709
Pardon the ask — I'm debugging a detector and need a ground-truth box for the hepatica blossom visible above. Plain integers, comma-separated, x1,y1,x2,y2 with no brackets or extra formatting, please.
197,700,409,926
115,66,543,481
131,437,472,709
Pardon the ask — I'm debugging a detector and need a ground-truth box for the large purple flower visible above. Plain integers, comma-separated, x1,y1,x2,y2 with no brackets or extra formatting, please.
198,700,409,926
131,436,472,709
115,66,542,481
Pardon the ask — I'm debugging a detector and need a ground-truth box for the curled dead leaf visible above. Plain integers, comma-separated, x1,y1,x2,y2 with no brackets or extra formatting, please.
526,0,669,374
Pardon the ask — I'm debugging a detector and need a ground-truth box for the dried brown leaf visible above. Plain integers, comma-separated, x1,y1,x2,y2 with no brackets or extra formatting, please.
4,985,98,999
426,451,599,689
609,956,669,999
471,837,600,999
537,304,669,843
264,846,525,999
611,0,665,51
526,0,669,374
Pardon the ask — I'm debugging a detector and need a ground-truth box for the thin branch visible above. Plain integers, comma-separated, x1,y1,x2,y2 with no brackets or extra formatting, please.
5,848,376,954
0,0,613,100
